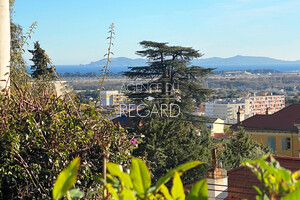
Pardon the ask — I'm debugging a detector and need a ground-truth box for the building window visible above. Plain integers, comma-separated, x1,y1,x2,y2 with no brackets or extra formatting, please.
267,137,276,152
282,137,291,151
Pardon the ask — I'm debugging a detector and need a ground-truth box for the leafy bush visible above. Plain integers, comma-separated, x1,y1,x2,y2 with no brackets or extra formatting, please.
52,157,209,200
0,83,135,199
2,6,133,198
244,155,300,200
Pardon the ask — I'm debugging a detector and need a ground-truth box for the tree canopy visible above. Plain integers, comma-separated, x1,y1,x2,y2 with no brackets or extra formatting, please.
133,116,213,185
29,41,55,79
124,41,215,185
123,41,214,113
218,128,272,169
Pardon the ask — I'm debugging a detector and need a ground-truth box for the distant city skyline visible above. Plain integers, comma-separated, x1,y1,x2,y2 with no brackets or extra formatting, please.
13,0,300,65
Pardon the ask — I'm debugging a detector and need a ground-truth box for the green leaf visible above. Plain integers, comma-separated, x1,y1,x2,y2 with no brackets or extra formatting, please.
175,161,204,174
292,170,300,180
171,171,185,200
156,161,204,191
130,158,151,196
253,186,263,196
69,188,84,199
93,175,105,184
146,186,156,194
281,182,300,200
156,169,176,191
120,188,136,200
52,157,81,200
186,179,208,200
106,183,119,200
106,174,121,186
107,162,133,188
160,184,173,200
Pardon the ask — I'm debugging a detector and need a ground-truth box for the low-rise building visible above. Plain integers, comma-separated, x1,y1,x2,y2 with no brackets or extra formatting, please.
236,104,300,157
206,118,225,136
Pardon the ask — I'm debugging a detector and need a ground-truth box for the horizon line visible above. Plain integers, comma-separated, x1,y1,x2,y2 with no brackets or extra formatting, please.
49,55,300,66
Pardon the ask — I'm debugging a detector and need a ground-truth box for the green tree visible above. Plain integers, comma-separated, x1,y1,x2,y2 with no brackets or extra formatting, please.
133,116,213,185
28,41,55,79
9,0,37,88
124,41,215,185
218,128,272,169
123,41,214,113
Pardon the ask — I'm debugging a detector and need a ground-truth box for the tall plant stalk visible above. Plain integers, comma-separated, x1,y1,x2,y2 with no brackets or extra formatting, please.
95,23,115,107
93,23,115,198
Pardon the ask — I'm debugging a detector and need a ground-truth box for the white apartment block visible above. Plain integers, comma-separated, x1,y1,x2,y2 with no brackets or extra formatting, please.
100,91,127,106
205,93,285,124
205,99,246,124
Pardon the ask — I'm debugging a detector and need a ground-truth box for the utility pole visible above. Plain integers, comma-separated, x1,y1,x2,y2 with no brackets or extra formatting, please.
0,0,10,90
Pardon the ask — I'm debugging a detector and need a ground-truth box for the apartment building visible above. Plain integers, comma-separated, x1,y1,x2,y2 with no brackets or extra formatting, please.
205,98,246,124
100,91,127,106
248,93,285,115
205,92,285,123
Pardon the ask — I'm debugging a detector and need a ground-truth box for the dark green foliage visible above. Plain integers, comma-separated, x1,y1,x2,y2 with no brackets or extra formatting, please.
76,90,99,103
123,41,214,113
133,117,213,185
286,96,300,105
0,83,135,199
218,128,272,170
29,41,55,79
125,41,215,185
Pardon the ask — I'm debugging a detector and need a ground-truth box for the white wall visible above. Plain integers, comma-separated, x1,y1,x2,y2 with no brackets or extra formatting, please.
0,0,10,89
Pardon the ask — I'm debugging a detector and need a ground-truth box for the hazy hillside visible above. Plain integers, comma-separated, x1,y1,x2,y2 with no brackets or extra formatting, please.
191,55,300,71
52,55,300,73
192,55,300,65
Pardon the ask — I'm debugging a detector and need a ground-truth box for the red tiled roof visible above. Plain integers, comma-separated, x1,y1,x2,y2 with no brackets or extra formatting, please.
226,156,300,200
239,104,300,132
272,156,300,172
227,166,258,200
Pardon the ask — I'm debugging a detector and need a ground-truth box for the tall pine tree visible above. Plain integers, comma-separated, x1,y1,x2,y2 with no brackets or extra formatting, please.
123,41,214,113
28,41,55,79
124,41,215,184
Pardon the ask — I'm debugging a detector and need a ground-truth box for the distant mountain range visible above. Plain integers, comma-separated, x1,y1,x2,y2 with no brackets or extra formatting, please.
193,55,300,66
54,55,300,74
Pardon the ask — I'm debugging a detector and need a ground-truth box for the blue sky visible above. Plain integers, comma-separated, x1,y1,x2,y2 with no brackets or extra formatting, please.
13,0,300,65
